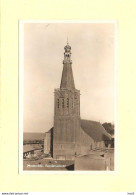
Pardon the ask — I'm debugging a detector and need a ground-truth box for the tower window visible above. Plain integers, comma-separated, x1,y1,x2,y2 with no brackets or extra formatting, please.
57,99,59,108
62,99,64,108
67,98,69,108
72,99,74,108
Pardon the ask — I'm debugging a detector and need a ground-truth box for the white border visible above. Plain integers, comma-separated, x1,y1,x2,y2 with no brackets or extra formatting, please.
19,21,24,174
19,20,118,174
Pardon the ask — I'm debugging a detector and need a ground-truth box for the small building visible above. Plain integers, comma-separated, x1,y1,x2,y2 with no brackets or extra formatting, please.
23,145,43,159
75,153,111,171
23,145,35,158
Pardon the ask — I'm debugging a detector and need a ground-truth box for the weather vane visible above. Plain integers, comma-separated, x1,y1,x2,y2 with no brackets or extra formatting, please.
67,37,69,45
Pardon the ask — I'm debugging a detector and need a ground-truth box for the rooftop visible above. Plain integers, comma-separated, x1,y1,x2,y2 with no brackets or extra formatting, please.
81,119,112,142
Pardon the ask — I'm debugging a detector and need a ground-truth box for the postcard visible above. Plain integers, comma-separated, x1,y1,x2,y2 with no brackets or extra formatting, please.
1,0,136,192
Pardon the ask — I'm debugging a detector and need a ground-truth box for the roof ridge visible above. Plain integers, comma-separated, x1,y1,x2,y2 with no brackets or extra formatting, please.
81,119,112,141
81,119,100,124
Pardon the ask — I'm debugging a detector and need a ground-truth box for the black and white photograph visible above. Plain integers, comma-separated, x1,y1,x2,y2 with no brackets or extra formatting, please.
19,21,116,172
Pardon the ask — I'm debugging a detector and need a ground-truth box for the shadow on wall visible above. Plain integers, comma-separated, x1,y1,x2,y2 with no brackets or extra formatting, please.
50,127,54,157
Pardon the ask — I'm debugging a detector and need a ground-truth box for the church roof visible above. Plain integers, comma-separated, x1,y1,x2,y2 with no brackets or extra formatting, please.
81,119,112,142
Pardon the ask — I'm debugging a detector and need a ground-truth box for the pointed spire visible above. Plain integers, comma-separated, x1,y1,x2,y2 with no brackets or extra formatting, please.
60,42,75,90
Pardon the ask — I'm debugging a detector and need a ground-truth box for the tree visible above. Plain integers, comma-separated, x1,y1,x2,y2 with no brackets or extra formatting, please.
102,122,114,136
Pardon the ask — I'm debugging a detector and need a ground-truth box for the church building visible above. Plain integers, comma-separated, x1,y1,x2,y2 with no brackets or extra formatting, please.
44,42,111,160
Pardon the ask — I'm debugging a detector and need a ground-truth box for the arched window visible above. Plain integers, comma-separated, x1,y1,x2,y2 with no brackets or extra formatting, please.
72,98,74,108
67,98,69,108
62,99,64,108
57,99,59,108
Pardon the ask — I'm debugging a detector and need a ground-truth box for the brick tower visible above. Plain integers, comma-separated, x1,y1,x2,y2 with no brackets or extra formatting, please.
53,41,81,160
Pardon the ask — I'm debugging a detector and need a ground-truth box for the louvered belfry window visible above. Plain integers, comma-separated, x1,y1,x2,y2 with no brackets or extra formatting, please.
67,98,69,108
62,99,64,108
57,99,59,108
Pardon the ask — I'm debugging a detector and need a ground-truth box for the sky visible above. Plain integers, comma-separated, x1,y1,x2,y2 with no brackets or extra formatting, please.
23,22,115,133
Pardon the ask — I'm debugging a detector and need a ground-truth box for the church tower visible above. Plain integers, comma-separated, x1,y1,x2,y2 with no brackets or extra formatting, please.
53,42,81,160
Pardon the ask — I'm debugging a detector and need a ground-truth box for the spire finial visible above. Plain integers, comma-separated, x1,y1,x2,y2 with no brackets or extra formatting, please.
67,37,69,45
